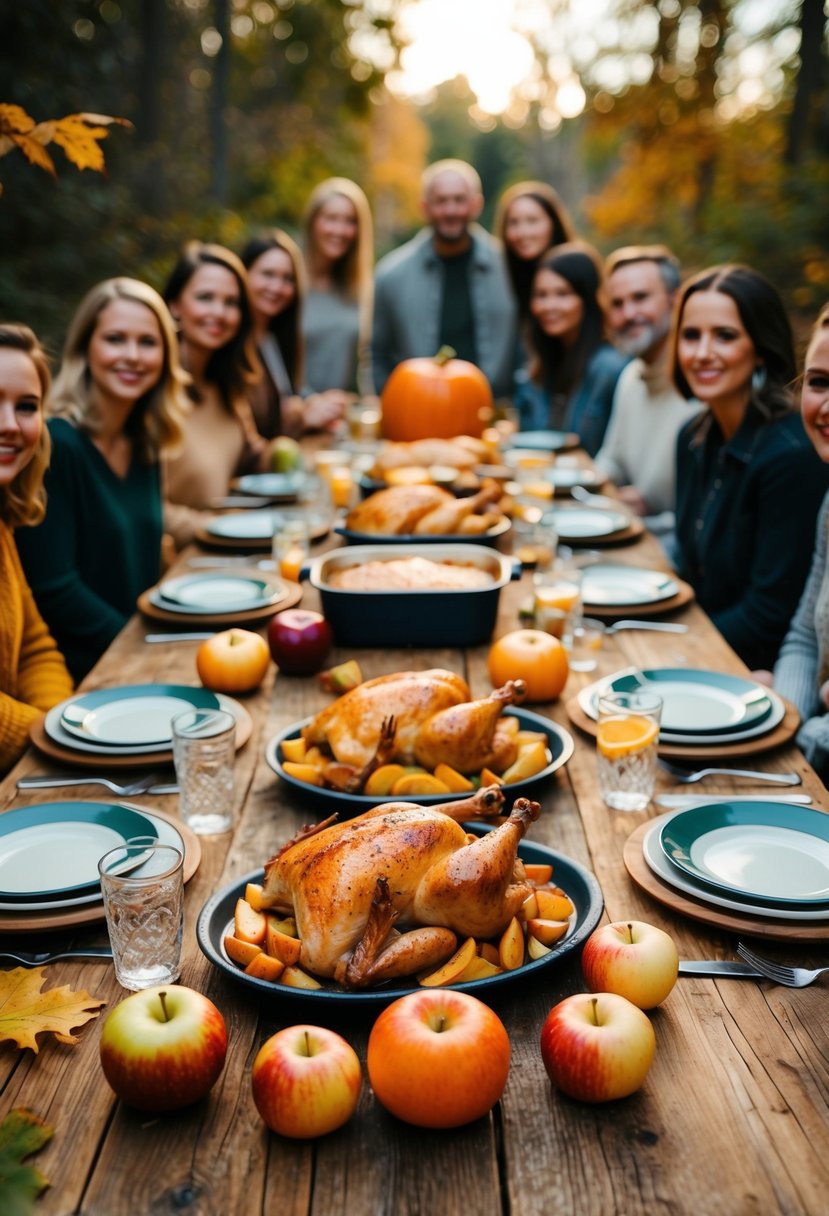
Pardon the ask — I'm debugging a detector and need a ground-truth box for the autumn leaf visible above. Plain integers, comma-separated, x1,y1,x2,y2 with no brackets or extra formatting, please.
0,105,131,191
0,1109,53,1216
0,967,105,1053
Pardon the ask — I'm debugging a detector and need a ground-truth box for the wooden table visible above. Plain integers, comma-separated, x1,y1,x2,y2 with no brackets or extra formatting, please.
2,494,829,1216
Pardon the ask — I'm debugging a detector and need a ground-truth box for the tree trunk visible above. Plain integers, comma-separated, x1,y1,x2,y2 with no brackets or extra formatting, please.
136,0,166,213
786,0,826,164
210,0,230,204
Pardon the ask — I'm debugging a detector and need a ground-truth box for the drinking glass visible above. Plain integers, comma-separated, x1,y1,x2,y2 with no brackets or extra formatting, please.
347,399,382,442
273,515,310,581
533,561,582,640
171,708,236,835
565,617,606,672
596,690,663,811
99,841,184,990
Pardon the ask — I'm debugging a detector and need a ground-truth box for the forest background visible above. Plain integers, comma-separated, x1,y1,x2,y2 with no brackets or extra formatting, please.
2,0,827,350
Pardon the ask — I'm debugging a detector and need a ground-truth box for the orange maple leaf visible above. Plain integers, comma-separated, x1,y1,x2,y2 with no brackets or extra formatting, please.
0,967,105,1053
0,106,131,189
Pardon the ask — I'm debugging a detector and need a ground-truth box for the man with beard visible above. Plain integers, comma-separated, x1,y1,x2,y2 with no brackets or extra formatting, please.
595,246,699,542
371,160,517,398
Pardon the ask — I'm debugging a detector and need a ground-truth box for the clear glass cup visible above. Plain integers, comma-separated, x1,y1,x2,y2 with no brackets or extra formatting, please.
171,708,237,835
533,561,582,640
272,514,310,581
564,616,606,672
596,690,663,812
512,514,557,570
329,463,357,510
98,841,184,991
347,399,382,442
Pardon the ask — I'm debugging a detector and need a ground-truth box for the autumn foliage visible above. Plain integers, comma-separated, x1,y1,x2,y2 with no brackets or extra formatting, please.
0,103,130,191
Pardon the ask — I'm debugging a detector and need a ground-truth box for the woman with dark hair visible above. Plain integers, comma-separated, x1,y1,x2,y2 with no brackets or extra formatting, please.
16,279,188,682
162,241,268,523
516,241,628,455
240,230,343,438
494,181,575,322
0,324,73,773
773,305,829,780
672,265,829,671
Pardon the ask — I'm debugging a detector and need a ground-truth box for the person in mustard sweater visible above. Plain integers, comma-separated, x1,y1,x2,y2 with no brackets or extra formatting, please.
15,280,188,683
0,324,73,775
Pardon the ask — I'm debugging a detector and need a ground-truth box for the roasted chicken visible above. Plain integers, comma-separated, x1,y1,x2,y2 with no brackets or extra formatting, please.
261,788,540,987
371,436,488,475
301,668,526,775
346,480,504,537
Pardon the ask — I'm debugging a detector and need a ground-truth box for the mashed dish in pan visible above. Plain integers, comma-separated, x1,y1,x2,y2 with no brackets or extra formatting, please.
326,556,494,591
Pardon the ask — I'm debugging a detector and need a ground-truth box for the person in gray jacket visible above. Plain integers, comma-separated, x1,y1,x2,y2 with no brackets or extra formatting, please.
371,160,517,399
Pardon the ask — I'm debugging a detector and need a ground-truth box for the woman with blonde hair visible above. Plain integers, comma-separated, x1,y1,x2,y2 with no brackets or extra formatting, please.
302,177,373,397
240,229,343,436
162,240,272,525
16,278,188,681
0,323,73,774
494,180,575,322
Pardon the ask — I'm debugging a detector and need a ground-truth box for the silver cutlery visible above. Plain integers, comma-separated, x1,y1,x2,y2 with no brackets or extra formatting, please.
605,620,688,635
678,960,764,979
736,943,829,988
658,759,801,786
144,632,217,643
16,774,178,796
655,793,812,808
0,947,113,966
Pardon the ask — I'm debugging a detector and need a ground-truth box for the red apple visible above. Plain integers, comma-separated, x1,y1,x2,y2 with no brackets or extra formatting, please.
251,1024,361,1138
267,609,333,675
540,991,656,1103
366,989,510,1128
581,920,679,1010
99,985,228,1112
196,627,270,693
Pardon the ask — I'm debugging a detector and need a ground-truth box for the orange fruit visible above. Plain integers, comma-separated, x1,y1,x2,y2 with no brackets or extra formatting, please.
487,629,569,702
596,715,659,759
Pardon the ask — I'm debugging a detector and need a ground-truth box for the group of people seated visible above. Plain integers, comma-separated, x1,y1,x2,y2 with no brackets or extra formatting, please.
3,157,829,787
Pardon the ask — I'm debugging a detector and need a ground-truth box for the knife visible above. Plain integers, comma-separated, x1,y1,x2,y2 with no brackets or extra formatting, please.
655,793,812,808
679,961,763,979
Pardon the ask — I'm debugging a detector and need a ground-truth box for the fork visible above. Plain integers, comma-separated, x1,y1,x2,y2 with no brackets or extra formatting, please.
16,773,166,796
736,942,829,988
658,759,801,786
0,947,113,966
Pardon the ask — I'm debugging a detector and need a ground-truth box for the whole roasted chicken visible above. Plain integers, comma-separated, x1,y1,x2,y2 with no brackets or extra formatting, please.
301,668,526,783
346,480,503,536
371,436,487,475
261,787,540,987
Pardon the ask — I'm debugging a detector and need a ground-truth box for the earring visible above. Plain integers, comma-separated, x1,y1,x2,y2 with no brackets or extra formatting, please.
752,365,767,393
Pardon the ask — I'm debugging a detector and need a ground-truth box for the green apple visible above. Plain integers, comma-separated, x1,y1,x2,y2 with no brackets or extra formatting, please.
271,436,302,473
99,985,228,1111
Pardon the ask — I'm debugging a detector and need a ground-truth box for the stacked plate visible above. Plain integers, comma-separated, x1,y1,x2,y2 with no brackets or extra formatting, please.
542,505,633,543
232,472,306,501
199,508,330,549
642,803,829,923
579,667,785,749
148,572,285,617
582,564,679,609
0,800,185,918
504,430,580,452
47,684,222,756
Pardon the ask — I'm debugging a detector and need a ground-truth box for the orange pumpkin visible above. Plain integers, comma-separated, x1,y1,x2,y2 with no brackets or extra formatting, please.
381,347,493,441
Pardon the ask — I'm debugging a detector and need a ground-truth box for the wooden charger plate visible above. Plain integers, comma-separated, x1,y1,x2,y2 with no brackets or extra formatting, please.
623,819,829,942
565,694,799,761
558,516,645,548
29,697,253,770
0,806,202,934
195,516,329,551
137,580,301,626
583,577,695,620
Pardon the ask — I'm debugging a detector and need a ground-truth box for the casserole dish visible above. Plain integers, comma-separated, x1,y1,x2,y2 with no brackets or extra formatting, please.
303,544,521,647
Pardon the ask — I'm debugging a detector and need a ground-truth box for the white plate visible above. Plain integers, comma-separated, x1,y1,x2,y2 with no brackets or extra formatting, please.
205,511,276,541
642,814,829,922
158,573,279,611
59,685,221,749
545,507,630,539
47,694,239,756
0,810,185,911
581,564,679,607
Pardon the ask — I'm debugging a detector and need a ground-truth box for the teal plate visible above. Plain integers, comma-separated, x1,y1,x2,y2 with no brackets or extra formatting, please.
0,801,159,898
234,472,306,499
197,827,603,1011
607,668,773,737
660,802,829,907
507,430,580,452
157,574,280,614
60,684,220,748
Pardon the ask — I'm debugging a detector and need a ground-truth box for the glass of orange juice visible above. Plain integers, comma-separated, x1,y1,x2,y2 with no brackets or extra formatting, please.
596,690,662,811
273,516,309,581
533,562,582,639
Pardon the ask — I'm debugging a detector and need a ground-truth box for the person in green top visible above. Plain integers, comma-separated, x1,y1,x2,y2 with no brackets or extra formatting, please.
16,278,188,681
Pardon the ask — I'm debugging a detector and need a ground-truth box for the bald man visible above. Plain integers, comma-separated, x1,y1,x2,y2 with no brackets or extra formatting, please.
371,160,517,397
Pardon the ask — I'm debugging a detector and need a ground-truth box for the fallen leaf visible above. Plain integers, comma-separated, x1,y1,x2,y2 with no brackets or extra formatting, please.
0,1108,53,1216
0,967,105,1053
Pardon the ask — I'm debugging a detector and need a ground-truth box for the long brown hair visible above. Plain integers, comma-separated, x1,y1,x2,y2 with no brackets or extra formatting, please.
240,229,305,391
0,324,51,528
